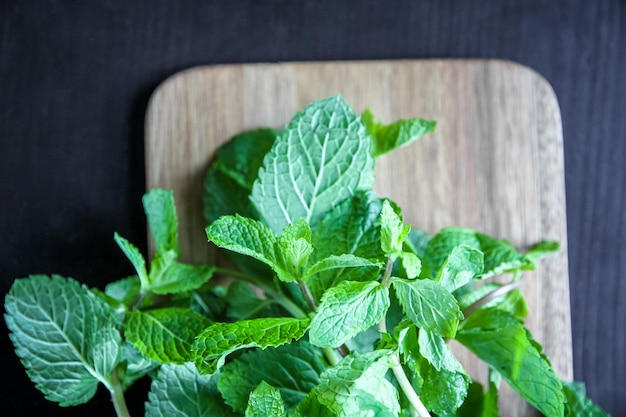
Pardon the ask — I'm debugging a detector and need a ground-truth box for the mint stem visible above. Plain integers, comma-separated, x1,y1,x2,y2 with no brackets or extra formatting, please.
463,279,521,316
109,367,131,417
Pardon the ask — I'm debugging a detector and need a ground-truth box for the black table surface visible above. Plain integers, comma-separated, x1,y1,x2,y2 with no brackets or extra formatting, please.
1,1,624,415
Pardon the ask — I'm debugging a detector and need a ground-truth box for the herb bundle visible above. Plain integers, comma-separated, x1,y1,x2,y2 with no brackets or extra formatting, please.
5,96,609,416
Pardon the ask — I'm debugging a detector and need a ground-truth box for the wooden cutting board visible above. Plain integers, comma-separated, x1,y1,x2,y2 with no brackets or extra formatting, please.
145,60,572,416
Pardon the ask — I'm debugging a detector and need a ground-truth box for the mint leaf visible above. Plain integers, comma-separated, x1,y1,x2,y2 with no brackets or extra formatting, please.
225,281,265,320
245,381,286,417
400,251,422,279
456,309,565,417
310,281,390,348
291,393,335,417
424,227,532,279
143,188,179,255
525,240,560,264
437,245,484,291
315,349,399,417
418,328,466,374
145,363,235,417
206,214,294,282
278,218,314,272
391,277,462,337
4,275,122,406
562,381,612,417
362,108,436,158
104,275,141,308
218,341,326,414
114,233,149,288
380,200,410,258
119,342,159,389
251,95,374,234
418,361,470,415
148,260,215,294
303,253,383,295
192,317,310,374
125,307,211,364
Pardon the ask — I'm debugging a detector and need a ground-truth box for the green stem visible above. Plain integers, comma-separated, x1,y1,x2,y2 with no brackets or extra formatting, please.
462,280,521,317
109,367,131,417
379,257,430,417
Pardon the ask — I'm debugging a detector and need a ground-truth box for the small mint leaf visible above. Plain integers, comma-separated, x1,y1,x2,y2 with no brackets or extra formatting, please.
400,251,422,279
418,328,466,374
145,363,235,417
309,281,390,348
362,108,436,158
148,261,215,295
192,317,310,374
125,307,211,364
251,95,374,234
380,200,410,258
114,233,148,288
143,189,179,256
278,218,313,272
303,254,382,282
437,245,484,291
245,381,286,417
525,240,560,264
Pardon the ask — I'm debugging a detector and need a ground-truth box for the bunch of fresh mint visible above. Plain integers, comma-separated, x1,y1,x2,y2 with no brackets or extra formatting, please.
5,96,609,416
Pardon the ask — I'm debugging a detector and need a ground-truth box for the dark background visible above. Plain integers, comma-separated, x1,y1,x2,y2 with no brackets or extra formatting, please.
1,1,624,415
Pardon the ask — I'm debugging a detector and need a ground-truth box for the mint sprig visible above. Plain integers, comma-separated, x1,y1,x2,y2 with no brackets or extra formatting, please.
4,95,610,417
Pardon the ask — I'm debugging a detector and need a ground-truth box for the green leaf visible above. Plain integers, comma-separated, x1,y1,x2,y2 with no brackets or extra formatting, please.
418,328,465,374
125,307,211,364
251,95,375,234
114,233,148,288
303,254,382,283
525,240,560,264
391,277,462,337
291,392,335,417
278,218,314,272
206,214,294,282
225,281,264,320
192,317,310,374
418,361,470,415
218,341,326,414
245,381,286,417
104,275,141,307
119,342,160,389
309,281,390,348
148,260,215,295
403,228,431,258
145,363,235,417
362,108,436,158
380,200,410,258
400,251,422,279
315,349,399,417
562,381,611,417
437,245,484,291
456,310,565,417
4,275,122,406
423,227,533,279
143,188,179,255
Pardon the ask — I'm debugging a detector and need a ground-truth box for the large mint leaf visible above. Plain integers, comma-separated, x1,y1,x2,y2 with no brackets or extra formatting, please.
204,129,278,224
145,363,235,417
418,328,466,374
456,310,565,417
315,349,399,417
309,281,390,348
143,188,179,255
245,381,286,417
4,275,122,406
125,307,211,364
206,214,293,282
362,108,436,158
218,341,326,414
391,277,462,337
192,317,310,374
251,95,374,234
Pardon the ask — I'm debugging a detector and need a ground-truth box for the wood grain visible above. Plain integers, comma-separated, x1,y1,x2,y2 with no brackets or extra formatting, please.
145,59,572,416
